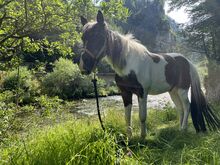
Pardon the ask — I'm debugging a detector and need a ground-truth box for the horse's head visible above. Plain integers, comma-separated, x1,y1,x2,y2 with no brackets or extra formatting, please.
78,11,107,75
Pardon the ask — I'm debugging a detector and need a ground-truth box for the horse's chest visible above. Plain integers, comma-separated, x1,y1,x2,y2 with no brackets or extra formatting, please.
115,71,144,98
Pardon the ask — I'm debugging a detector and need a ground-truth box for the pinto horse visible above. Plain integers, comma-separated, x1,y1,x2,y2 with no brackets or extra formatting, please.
77,11,220,139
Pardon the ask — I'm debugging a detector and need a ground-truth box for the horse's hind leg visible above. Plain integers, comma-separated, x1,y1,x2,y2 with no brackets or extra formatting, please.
169,89,184,129
177,89,190,130
138,94,147,139
121,91,133,138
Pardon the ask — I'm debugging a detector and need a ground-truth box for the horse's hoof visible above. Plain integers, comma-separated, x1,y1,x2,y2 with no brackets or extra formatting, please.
180,127,188,133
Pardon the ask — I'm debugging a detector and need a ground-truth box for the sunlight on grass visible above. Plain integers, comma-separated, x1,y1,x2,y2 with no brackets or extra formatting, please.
1,107,220,165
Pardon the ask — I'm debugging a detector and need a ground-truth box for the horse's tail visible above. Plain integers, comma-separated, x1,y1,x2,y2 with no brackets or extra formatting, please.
190,64,220,132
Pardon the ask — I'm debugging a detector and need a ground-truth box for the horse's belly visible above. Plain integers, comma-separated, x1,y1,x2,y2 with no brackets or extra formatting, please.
147,81,171,95
148,88,169,95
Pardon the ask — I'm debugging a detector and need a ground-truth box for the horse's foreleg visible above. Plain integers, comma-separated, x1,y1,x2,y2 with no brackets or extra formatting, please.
125,104,132,138
121,91,133,138
138,94,147,139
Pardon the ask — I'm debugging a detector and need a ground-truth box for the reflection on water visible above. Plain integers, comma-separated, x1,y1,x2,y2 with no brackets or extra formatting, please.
73,93,174,116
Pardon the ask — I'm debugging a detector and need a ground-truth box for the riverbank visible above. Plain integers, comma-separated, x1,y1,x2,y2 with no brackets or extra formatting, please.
73,93,174,116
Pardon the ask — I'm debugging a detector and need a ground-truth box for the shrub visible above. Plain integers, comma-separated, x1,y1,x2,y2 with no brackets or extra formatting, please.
35,95,63,116
0,90,14,103
0,102,17,142
0,71,6,89
42,58,94,99
2,67,40,104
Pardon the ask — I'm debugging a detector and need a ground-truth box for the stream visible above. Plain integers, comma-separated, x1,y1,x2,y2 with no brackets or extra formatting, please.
73,92,174,116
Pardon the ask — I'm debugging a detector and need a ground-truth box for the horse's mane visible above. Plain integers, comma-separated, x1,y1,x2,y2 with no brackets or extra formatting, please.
122,33,150,55
107,30,150,69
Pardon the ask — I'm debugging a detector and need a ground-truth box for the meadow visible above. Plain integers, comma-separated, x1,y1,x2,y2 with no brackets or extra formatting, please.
1,104,220,165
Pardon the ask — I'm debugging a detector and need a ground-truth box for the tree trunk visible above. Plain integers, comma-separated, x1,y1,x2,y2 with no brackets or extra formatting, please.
204,60,220,103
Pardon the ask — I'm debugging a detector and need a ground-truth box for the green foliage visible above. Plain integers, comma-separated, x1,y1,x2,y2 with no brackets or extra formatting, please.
0,120,123,164
42,58,94,99
0,0,129,69
2,67,40,103
35,95,63,116
100,0,130,22
1,106,220,164
0,101,17,143
169,0,220,62
0,0,89,59
42,58,117,99
0,90,14,103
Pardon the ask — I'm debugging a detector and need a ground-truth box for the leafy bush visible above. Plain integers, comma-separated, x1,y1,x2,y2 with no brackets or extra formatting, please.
35,95,63,116
0,90,14,103
0,102,17,142
0,71,6,88
42,58,94,99
2,67,40,103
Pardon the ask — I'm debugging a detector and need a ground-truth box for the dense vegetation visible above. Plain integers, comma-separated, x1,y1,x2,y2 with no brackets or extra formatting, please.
0,0,128,99
0,0,220,164
1,106,220,164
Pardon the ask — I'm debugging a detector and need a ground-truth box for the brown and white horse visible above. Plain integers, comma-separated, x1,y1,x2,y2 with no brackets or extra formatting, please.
77,11,220,139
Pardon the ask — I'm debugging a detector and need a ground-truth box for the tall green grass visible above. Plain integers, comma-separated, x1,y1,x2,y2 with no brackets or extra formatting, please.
1,107,220,165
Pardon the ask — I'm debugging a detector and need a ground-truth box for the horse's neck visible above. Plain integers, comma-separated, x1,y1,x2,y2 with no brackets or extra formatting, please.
105,30,152,76
105,30,127,75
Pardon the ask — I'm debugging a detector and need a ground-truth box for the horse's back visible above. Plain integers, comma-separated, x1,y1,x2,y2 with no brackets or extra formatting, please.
147,53,191,94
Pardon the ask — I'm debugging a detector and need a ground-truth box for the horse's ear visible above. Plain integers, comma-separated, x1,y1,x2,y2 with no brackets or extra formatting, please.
80,16,87,26
97,10,104,24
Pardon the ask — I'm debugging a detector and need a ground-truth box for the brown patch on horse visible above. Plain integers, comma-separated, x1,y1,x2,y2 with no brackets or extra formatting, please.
115,71,144,106
148,53,161,63
174,56,191,89
162,54,191,90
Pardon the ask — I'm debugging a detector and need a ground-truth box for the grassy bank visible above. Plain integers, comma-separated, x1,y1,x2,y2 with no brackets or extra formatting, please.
1,106,220,165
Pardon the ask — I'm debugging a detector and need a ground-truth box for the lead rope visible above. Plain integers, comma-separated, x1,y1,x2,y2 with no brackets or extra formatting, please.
92,73,105,131
92,73,130,161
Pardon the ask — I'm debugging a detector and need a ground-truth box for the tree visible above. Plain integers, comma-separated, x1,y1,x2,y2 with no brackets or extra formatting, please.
168,0,220,61
0,0,129,69
115,0,175,52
